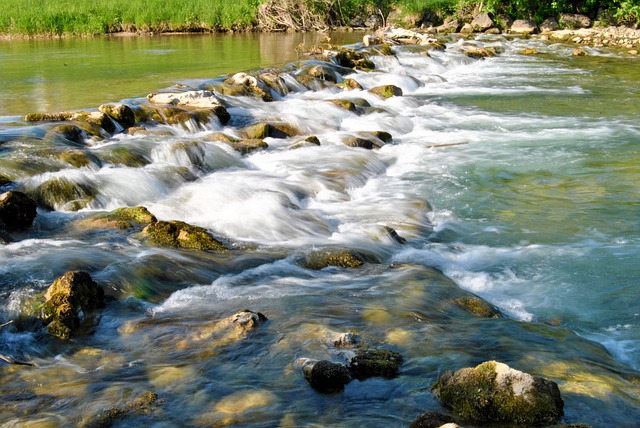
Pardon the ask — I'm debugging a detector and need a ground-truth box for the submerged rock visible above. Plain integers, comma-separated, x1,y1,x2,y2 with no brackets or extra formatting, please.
431,360,564,425
300,249,379,270
0,190,37,231
80,391,158,428
410,412,459,428
32,176,96,211
452,296,501,318
41,271,105,340
141,220,227,251
303,360,352,393
349,349,404,379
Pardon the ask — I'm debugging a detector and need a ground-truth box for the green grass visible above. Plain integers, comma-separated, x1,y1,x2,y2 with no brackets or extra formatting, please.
0,0,262,36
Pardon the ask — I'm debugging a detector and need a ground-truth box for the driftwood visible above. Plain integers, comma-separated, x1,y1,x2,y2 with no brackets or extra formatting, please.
0,320,35,367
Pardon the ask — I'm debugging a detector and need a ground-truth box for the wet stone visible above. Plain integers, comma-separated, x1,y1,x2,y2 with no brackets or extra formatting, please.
304,360,352,393
0,190,37,231
349,349,404,379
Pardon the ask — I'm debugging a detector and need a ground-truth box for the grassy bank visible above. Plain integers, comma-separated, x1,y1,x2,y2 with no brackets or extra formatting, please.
0,0,638,37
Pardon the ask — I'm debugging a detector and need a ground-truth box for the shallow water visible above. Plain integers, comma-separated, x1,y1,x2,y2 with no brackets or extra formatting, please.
1,33,639,427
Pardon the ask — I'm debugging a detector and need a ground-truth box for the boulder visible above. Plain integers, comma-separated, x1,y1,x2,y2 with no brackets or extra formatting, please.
303,360,352,393
460,23,474,34
223,73,274,101
339,78,363,90
329,99,357,113
540,17,560,33
240,122,299,140
559,13,591,29
26,111,115,137
343,136,381,150
510,19,538,35
56,149,101,168
98,103,136,128
44,124,87,145
369,85,403,99
349,349,404,379
41,271,105,340
0,190,37,231
432,361,564,425
472,12,494,32
141,220,228,251
0,224,12,244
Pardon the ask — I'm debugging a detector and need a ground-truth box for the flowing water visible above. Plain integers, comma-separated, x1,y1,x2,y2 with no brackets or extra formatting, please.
1,33,639,427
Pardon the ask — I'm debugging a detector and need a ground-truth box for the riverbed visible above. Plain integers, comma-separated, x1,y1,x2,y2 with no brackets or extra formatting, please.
1,32,639,426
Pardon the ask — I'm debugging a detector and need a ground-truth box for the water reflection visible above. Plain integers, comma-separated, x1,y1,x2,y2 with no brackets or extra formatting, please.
0,31,365,117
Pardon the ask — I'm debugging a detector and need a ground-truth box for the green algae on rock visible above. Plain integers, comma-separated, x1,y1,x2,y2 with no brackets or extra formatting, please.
40,271,105,340
369,84,403,99
349,349,404,379
432,360,564,425
300,249,379,270
141,220,228,251
32,176,96,211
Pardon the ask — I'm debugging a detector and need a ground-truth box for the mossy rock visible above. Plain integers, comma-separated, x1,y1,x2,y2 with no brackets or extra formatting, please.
98,103,136,129
57,149,101,168
141,220,228,251
304,360,352,393
338,78,363,90
82,206,157,231
33,177,96,211
300,249,378,270
369,85,403,99
44,124,86,145
40,271,105,340
329,99,357,113
349,349,404,379
453,296,502,318
464,47,496,59
0,190,37,231
103,146,150,167
431,361,564,425
131,105,165,124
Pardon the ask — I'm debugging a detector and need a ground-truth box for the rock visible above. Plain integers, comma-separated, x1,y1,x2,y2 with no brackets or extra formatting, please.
44,124,87,145
80,391,158,428
240,122,299,140
521,48,539,55
141,220,228,251
306,64,339,83
98,103,136,128
329,99,357,112
431,361,564,425
79,206,157,231
540,17,560,33
225,139,269,155
436,18,460,34
291,136,321,148
303,360,352,393
343,136,381,150
460,23,474,34
300,249,375,270
452,296,501,318
334,48,374,70
0,190,37,231
464,47,495,59
559,13,591,29
384,226,406,244
33,176,96,211
223,72,274,101
339,78,363,90
349,349,404,379
0,224,12,244
410,412,459,428
573,47,589,56
363,35,381,46
147,90,221,109
57,149,101,168
369,85,403,99
41,271,105,340
215,309,268,336
472,12,494,32
0,173,12,187
365,14,383,29
510,19,538,35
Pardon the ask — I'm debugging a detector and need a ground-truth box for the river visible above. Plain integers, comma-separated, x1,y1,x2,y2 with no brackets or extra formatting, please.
1,32,639,426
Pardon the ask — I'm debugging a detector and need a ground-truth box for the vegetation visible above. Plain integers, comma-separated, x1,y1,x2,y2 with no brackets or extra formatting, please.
0,0,638,36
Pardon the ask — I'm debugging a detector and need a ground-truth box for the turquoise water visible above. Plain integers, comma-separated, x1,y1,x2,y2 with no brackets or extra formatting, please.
0,33,639,426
